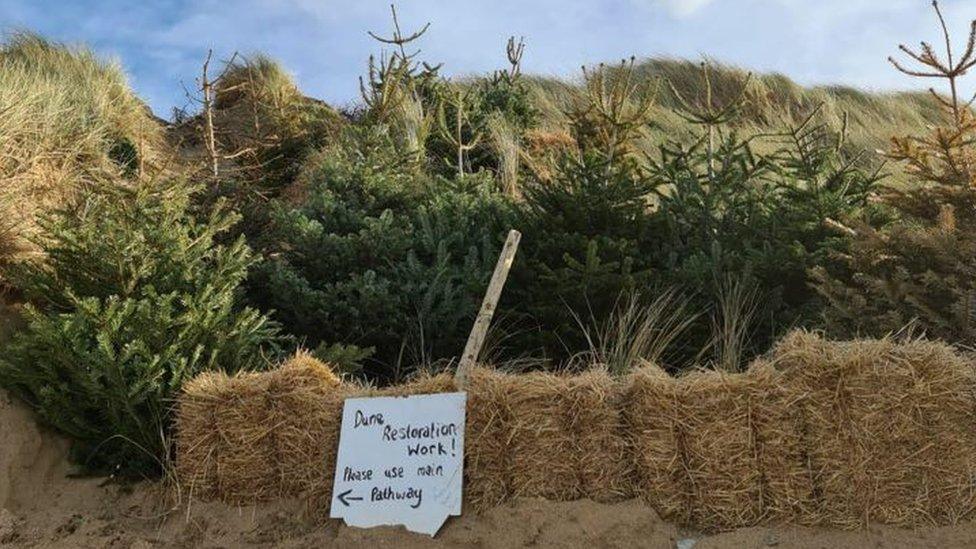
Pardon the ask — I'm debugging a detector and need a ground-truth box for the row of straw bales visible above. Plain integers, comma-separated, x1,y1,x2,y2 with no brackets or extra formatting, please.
175,331,976,531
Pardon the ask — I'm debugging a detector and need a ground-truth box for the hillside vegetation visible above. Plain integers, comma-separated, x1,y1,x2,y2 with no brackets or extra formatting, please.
525,58,945,182
1,0,974,476
170,54,344,197
0,33,162,273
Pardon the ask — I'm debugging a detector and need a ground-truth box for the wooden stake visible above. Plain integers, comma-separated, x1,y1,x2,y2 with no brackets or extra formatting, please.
201,49,219,180
455,229,521,388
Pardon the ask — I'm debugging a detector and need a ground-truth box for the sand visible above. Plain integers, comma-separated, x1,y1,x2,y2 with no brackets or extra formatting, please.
5,391,976,548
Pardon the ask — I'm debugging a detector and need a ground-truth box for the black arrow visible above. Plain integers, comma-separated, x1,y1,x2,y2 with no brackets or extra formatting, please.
337,489,364,507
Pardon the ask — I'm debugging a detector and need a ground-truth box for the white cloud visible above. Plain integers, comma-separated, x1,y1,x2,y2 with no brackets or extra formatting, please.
654,0,716,17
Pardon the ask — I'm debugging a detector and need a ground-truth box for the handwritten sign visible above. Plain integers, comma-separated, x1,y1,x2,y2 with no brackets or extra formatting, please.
330,392,466,536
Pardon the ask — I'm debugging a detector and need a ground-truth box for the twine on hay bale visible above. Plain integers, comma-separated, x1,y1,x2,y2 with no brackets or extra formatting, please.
770,330,976,528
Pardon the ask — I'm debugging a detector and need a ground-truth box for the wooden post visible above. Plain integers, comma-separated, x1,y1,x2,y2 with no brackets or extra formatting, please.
455,229,521,388
200,49,219,181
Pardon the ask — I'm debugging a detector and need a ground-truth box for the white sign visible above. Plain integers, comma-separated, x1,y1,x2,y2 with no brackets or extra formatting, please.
330,392,466,536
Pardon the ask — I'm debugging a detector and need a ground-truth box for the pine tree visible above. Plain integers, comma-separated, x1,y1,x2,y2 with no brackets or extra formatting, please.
250,129,514,381
813,1,976,343
0,180,281,475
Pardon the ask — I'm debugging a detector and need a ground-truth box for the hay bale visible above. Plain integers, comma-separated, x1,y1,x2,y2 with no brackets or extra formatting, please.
208,372,280,503
175,332,976,531
463,367,516,511
178,361,628,514
174,371,229,501
565,369,634,502
176,370,283,503
677,369,769,529
176,353,347,505
625,365,688,523
364,369,518,514
627,363,814,531
505,369,632,502
176,358,459,512
263,354,347,502
771,330,976,528
461,367,632,508
506,371,582,501
747,360,823,526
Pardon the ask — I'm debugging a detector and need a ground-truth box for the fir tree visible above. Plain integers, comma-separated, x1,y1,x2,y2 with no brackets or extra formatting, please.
0,180,281,475
813,1,976,343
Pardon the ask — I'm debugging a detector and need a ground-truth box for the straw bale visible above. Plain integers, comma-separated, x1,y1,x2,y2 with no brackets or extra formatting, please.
177,363,634,512
208,372,281,503
746,360,822,525
677,370,764,528
627,363,814,531
503,369,633,502
263,356,348,503
463,367,516,511
625,365,688,522
506,371,582,500
175,333,976,531
566,369,634,502
174,371,232,501
176,354,347,505
771,330,976,528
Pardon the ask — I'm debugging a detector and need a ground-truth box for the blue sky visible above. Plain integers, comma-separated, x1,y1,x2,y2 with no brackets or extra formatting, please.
3,0,975,117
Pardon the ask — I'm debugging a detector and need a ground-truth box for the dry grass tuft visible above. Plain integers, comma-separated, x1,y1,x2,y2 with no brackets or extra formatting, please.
487,115,521,196
213,55,301,110
577,290,698,374
0,32,162,268
172,54,344,187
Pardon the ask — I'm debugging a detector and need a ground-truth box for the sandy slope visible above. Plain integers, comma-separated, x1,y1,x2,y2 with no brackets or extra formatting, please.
4,391,976,548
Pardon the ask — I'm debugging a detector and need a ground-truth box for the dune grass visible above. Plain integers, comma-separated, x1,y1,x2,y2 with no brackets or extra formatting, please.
213,53,304,110
170,53,344,193
0,32,162,269
521,58,945,184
